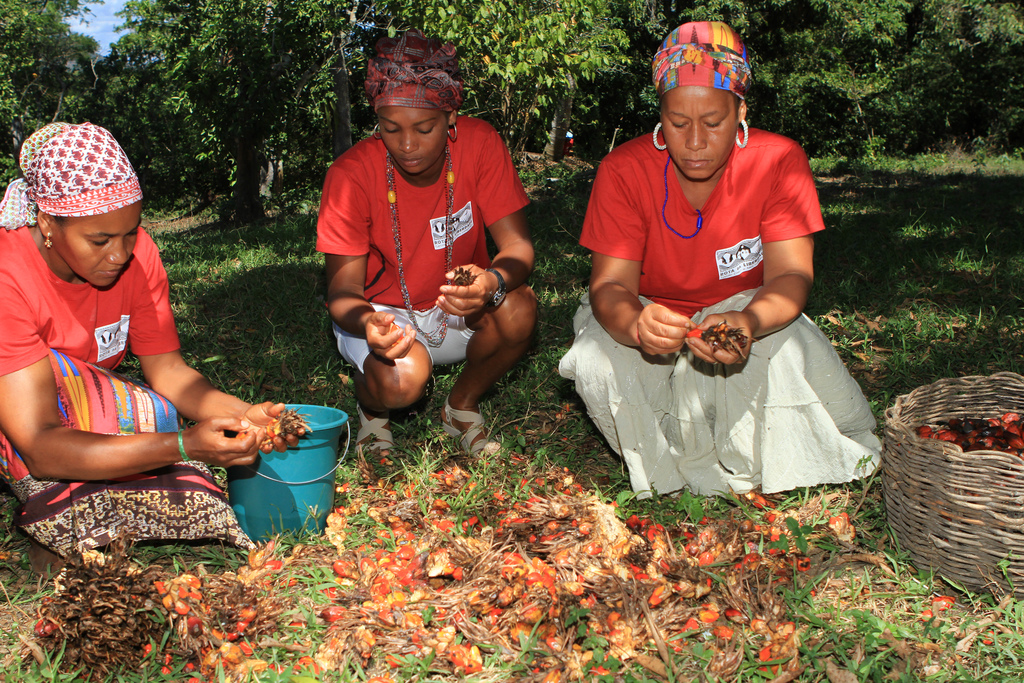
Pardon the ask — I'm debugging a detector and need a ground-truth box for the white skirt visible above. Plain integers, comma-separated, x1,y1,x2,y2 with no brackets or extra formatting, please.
557,289,880,497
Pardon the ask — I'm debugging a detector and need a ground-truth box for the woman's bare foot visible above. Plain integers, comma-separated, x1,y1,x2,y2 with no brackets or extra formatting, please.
28,538,64,575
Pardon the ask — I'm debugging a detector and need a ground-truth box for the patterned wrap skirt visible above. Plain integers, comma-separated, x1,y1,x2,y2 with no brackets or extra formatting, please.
0,350,254,557
558,290,881,498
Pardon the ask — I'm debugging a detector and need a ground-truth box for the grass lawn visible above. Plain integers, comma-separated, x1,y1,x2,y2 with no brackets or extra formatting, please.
2,150,1024,682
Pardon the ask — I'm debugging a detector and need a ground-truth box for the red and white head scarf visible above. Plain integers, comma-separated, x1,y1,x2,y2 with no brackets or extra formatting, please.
0,122,142,230
364,29,464,112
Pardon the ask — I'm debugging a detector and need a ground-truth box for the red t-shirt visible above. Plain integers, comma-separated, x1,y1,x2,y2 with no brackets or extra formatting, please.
581,128,825,316
0,226,180,376
316,116,529,309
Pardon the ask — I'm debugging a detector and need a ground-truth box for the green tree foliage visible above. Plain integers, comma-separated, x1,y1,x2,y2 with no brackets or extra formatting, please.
2,0,1021,211
0,0,98,178
587,0,1023,157
894,0,1024,152
381,0,631,155
111,0,369,221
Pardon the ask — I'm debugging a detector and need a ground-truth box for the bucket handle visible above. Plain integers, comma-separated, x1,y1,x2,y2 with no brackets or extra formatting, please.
243,421,351,486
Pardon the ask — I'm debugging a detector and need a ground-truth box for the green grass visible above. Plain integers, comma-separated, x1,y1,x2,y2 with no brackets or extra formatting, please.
3,152,1024,681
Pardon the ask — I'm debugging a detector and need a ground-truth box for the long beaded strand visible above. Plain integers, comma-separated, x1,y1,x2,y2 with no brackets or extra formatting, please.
661,155,704,239
386,144,455,347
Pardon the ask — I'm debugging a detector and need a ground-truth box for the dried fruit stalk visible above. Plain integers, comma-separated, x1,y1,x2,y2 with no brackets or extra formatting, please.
687,321,749,354
32,536,170,680
264,409,311,445
450,266,477,286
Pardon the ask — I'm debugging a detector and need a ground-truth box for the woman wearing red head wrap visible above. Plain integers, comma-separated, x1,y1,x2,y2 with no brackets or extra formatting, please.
0,122,301,572
559,22,880,498
317,30,536,456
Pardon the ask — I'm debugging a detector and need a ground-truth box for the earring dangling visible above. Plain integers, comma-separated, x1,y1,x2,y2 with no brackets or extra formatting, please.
652,122,667,151
372,124,382,140
735,119,749,149
44,233,52,248
447,124,458,142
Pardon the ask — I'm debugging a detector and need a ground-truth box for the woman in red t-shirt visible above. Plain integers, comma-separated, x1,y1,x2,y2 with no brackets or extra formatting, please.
560,22,880,498
317,30,537,456
0,122,299,572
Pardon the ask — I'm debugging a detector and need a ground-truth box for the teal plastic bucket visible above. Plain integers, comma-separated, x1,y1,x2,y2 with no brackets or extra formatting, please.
227,404,349,541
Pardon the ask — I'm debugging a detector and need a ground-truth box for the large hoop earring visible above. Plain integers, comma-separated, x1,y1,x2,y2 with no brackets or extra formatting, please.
652,122,667,151
735,119,749,149
372,124,381,140
447,124,458,142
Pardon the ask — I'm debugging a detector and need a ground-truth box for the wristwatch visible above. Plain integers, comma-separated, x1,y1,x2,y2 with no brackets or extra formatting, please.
485,268,507,307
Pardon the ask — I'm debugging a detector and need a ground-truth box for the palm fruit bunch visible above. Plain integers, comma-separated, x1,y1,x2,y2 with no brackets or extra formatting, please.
699,321,749,354
450,266,477,286
263,409,311,446
31,537,170,680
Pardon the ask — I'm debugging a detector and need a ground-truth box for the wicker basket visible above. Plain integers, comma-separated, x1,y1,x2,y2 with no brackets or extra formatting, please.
883,372,1024,596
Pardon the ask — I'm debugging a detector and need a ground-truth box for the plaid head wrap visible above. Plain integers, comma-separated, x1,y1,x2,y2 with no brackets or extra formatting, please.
0,122,142,230
652,22,751,100
364,29,464,112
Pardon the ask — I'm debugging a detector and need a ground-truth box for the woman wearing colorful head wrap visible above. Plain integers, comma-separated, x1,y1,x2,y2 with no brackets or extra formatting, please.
317,30,536,456
0,122,301,572
559,22,881,498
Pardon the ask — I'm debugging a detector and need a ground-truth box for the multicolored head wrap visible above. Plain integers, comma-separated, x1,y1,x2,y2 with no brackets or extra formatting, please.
0,122,142,230
652,21,751,100
364,29,464,112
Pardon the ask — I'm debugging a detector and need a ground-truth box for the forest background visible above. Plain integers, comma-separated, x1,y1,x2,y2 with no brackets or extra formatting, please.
1,0,1022,223
3,2,1024,680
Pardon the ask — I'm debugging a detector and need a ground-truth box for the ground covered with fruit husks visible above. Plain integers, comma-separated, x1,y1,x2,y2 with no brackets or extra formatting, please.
20,458,882,682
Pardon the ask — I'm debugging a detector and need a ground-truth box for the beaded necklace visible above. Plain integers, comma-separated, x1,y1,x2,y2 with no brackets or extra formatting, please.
661,155,704,239
385,144,455,347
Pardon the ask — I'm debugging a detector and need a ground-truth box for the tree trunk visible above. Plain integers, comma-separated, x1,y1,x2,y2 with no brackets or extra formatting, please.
332,36,353,160
234,135,264,223
10,118,24,163
544,83,575,162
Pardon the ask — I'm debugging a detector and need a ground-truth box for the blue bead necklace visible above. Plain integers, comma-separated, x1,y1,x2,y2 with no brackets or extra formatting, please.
661,155,703,239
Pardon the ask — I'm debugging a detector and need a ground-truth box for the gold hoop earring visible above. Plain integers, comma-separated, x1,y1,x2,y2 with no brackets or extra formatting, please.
372,124,382,140
447,124,458,142
44,233,52,248
652,123,667,151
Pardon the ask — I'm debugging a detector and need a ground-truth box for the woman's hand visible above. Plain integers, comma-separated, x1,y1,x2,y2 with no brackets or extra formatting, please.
242,402,304,452
180,417,263,467
636,304,695,355
437,264,492,316
364,310,416,360
685,310,756,365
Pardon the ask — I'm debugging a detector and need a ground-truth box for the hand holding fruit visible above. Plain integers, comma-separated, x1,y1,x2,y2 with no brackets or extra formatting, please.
438,265,490,316
242,402,305,452
685,312,753,365
180,417,262,466
635,303,693,355
365,310,415,359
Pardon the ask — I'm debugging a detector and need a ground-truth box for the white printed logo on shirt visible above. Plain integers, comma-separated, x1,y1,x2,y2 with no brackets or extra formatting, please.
95,315,131,362
430,201,474,250
715,236,763,279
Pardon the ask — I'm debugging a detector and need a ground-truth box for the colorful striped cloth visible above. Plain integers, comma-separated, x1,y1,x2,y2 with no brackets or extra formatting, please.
1,350,253,557
652,21,752,99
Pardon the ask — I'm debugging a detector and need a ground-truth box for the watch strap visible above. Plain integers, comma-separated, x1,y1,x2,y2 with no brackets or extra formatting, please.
485,268,506,306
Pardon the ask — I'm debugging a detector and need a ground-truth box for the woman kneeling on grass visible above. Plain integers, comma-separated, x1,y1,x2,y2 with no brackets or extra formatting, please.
317,29,537,456
0,122,300,572
559,21,881,499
